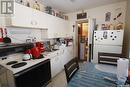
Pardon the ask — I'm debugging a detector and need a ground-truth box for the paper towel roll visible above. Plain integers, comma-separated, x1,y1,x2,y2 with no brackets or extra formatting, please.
117,58,129,81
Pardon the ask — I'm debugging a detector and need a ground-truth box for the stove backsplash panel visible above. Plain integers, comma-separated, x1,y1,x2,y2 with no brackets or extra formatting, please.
0,43,34,57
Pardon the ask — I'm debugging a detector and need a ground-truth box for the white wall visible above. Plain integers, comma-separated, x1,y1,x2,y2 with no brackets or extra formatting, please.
67,1,127,57
6,27,42,43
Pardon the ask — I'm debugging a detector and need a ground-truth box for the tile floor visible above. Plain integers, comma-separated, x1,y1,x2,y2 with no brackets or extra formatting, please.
46,63,119,87
46,70,67,87
95,64,117,74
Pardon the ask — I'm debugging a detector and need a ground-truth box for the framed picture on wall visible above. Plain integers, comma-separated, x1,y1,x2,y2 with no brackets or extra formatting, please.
105,12,111,22
77,13,87,19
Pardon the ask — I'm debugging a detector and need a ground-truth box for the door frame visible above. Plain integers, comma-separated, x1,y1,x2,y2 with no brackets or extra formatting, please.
75,19,88,61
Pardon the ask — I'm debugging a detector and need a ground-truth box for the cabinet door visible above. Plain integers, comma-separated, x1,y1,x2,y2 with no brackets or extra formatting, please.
10,3,32,27
58,49,65,70
51,56,60,78
68,46,74,60
58,19,69,37
47,15,57,38
47,16,69,38
60,49,66,69
62,48,69,65
64,46,74,64
31,9,49,28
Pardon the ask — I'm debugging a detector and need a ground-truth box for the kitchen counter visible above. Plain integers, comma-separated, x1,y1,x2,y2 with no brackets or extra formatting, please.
0,45,73,74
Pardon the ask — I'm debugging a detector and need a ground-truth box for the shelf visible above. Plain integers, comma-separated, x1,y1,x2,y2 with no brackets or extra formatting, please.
15,2,68,21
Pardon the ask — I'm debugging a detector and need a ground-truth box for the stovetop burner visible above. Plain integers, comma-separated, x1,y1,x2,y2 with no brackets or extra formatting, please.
11,62,27,68
6,61,18,65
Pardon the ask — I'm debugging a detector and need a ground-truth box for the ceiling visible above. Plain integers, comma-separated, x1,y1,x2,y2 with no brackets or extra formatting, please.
39,0,126,13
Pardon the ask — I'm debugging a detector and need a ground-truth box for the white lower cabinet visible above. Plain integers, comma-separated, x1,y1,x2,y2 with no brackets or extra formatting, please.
50,51,62,78
51,56,60,78
50,46,74,78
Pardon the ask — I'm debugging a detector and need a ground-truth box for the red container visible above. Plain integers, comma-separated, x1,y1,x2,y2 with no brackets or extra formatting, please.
36,42,45,53
25,49,32,54
31,47,41,59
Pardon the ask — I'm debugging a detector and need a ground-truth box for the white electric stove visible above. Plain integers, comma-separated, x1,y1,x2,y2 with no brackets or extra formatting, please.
0,53,49,74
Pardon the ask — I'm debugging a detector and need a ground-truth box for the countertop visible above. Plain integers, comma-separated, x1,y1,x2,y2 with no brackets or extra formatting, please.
0,45,73,74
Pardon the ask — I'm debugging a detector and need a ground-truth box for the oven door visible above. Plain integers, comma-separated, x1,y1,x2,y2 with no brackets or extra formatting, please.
14,59,51,87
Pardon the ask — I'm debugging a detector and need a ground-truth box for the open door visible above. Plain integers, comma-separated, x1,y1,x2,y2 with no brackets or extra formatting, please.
76,21,89,61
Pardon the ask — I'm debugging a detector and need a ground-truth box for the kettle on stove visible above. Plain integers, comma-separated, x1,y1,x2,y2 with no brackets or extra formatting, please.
31,47,41,59
23,54,31,61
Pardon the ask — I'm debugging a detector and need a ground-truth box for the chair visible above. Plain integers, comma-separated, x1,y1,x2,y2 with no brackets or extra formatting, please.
64,58,79,82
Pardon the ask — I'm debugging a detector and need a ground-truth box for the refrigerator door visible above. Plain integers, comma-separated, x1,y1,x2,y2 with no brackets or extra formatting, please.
94,30,124,46
92,45,122,63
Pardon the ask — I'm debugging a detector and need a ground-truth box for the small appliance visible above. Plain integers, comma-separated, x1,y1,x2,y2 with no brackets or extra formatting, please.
36,42,45,53
31,47,41,59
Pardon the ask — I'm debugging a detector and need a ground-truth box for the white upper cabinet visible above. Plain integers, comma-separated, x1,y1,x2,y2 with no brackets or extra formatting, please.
4,2,69,38
47,16,69,38
5,3,32,27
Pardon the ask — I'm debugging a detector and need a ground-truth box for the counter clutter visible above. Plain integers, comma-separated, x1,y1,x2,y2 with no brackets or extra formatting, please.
0,38,73,87
0,46,64,74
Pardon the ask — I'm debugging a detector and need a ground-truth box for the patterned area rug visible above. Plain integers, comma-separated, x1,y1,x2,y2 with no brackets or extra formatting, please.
67,63,120,87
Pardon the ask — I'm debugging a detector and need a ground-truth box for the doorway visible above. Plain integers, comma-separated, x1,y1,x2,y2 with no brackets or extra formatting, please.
76,20,89,61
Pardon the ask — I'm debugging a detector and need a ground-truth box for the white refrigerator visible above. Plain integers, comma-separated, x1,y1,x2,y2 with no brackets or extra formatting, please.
92,30,124,63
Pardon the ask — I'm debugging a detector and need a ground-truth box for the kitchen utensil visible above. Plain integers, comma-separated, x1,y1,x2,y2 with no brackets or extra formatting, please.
23,54,31,61
3,28,11,43
31,47,41,59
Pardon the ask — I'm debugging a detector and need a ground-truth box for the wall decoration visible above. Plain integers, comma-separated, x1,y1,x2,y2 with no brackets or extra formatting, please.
103,31,108,39
115,22,124,30
33,1,40,11
16,0,24,5
101,24,111,30
26,1,30,7
45,6,52,15
77,12,87,19
105,12,111,22
113,8,122,21
101,24,106,30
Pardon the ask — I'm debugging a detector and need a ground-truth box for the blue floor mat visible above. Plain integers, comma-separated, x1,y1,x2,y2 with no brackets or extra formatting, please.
67,63,119,87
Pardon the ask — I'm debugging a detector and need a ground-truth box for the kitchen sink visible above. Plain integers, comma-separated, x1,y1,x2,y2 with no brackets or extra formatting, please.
52,49,59,51
45,49,59,52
